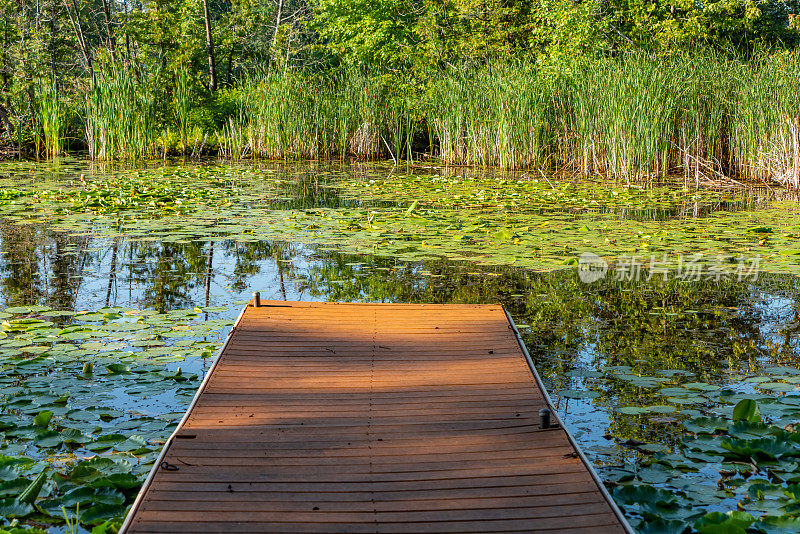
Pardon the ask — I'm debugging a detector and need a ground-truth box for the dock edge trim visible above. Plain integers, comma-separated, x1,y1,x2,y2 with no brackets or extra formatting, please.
504,308,635,534
118,302,251,533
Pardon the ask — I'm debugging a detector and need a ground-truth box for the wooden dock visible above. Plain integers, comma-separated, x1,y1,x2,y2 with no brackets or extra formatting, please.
121,300,631,533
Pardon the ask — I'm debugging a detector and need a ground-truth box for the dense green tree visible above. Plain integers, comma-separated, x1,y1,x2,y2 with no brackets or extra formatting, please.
312,0,800,71
606,0,800,50
311,0,422,70
0,0,796,154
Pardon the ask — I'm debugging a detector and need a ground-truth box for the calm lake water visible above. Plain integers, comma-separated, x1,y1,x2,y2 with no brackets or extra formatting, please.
2,159,800,532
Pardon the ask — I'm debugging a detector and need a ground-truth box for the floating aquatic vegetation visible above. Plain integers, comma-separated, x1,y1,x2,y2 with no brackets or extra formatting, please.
307,173,800,273
0,304,231,531
0,164,278,219
334,172,741,214
554,357,800,532
4,161,800,532
608,401,800,533
3,162,800,275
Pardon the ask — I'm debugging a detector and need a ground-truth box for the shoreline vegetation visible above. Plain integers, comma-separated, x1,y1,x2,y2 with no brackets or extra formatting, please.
0,0,798,189
19,50,800,189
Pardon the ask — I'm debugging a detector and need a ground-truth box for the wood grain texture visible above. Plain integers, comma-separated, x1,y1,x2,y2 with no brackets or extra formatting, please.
123,301,629,534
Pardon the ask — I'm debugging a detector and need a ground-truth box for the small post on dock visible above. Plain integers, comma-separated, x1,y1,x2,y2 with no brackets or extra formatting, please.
252,291,261,308
539,408,551,429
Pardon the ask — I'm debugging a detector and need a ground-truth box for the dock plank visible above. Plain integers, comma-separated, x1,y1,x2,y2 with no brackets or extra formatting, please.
121,301,630,533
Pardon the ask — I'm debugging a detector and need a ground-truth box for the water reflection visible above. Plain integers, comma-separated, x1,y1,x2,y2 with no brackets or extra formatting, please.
3,161,800,471
2,222,800,446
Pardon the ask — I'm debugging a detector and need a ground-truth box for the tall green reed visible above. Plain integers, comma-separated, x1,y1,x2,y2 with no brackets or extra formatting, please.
674,54,736,185
567,54,682,182
732,51,800,188
428,62,559,170
231,68,413,161
36,79,68,158
425,51,800,188
175,66,191,155
217,107,249,160
28,48,800,188
85,61,158,160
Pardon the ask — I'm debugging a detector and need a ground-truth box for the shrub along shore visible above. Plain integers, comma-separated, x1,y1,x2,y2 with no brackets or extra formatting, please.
27,51,800,189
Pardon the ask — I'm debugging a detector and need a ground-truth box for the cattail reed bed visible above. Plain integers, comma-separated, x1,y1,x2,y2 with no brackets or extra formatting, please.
225,69,417,162
425,52,800,188
85,63,159,160
36,51,800,189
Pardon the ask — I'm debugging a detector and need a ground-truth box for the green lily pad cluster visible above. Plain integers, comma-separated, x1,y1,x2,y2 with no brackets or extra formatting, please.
0,304,231,531
525,274,800,532
558,364,800,425
608,401,800,533
0,163,281,220
4,160,800,275
336,172,742,214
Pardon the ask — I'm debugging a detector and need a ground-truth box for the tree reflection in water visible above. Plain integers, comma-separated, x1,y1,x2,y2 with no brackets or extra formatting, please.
2,219,800,456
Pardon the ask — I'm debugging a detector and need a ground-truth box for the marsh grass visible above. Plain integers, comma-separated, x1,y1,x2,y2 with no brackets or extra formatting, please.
568,55,682,181
671,53,737,184
175,66,192,155
86,62,158,160
218,113,249,159
231,69,417,160
27,50,800,187
732,52,800,188
36,79,68,158
426,51,800,188
429,63,558,169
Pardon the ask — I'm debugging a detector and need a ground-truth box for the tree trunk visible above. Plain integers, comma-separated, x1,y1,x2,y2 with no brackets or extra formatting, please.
63,0,94,86
226,42,235,86
205,241,214,307
277,259,287,301
105,237,119,306
272,0,283,53
202,0,217,91
123,0,131,60
26,84,35,141
0,16,11,140
100,0,116,62
2,15,9,91
48,0,55,79
0,103,14,140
